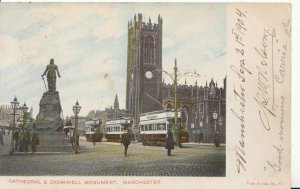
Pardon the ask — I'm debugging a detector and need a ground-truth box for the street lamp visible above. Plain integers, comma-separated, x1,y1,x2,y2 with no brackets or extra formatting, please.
212,110,220,147
9,96,19,156
72,100,81,154
163,59,182,147
163,59,201,147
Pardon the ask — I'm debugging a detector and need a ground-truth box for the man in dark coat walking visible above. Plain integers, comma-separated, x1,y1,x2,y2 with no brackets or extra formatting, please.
165,129,174,156
92,132,96,146
121,129,133,157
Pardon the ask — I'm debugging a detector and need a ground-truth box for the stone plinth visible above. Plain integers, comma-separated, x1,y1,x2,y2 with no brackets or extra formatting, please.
35,91,63,131
33,91,71,152
34,131,72,152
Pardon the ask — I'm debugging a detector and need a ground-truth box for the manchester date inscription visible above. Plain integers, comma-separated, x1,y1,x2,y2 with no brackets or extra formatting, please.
231,8,251,174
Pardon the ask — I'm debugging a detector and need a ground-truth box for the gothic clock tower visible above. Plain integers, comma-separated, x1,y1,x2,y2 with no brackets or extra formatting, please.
126,13,163,128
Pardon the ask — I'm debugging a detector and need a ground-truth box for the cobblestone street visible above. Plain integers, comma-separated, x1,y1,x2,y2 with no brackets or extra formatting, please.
0,137,225,176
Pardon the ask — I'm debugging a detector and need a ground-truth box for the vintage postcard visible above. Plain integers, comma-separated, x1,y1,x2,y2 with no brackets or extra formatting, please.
0,3,291,189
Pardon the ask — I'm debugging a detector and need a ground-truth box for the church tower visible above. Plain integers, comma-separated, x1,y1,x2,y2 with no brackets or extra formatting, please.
126,13,163,128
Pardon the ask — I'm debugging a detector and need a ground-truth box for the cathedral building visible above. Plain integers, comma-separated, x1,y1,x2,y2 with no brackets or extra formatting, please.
125,13,226,143
162,78,226,143
126,13,163,130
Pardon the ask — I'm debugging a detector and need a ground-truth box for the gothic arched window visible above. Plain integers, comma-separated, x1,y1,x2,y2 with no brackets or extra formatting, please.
144,36,154,64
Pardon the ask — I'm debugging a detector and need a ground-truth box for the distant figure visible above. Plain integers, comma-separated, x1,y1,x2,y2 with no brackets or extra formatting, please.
13,130,19,151
92,133,96,146
76,133,79,147
142,133,146,145
214,131,220,147
64,129,68,138
19,133,26,152
31,131,39,153
198,132,203,143
24,131,31,152
67,131,72,144
41,58,61,92
121,129,134,157
0,132,3,146
165,129,174,156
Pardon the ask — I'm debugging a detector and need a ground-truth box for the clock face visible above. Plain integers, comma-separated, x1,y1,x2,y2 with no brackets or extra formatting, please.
145,71,153,79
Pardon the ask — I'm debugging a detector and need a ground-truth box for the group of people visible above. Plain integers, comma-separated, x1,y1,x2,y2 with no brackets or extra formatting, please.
120,129,175,157
13,130,39,153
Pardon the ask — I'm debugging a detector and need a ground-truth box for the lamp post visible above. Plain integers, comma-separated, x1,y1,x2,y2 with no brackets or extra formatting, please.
218,116,223,144
163,59,201,147
72,100,81,154
212,110,220,147
163,59,181,147
9,96,19,156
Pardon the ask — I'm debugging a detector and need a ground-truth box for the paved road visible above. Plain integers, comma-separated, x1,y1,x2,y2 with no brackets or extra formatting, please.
0,137,225,176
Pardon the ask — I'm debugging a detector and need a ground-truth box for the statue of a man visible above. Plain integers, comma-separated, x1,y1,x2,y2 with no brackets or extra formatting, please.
41,59,61,92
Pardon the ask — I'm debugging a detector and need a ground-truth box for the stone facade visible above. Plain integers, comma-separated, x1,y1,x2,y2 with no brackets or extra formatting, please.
162,78,226,143
126,13,163,129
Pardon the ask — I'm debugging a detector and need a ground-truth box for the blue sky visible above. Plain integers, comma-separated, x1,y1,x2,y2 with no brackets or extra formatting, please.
0,3,226,117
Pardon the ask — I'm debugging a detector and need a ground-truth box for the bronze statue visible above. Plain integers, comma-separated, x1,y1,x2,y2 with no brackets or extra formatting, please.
41,59,61,92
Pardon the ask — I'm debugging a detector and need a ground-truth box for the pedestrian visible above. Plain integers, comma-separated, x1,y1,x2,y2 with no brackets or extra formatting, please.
165,129,174,156
67,130,72,144
0,132,3,147
121,129,133,157
19,133,25,152
76,133,79,147
199,132,203,143
92,133,96,146
31,131,39,153
24,131,31,152
13,130,19,151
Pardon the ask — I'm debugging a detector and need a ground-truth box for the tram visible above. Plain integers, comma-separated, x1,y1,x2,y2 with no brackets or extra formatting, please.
85,119,102,142
105,117,133,142
139,109,188,146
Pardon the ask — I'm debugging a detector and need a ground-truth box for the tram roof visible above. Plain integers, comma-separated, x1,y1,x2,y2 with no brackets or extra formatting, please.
106,117,132,125
140,109,182,121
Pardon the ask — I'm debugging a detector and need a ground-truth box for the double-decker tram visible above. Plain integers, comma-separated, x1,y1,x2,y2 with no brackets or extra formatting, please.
139,109,188,146
105,117,132,142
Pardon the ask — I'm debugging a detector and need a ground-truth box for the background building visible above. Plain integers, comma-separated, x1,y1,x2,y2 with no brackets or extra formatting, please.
125,13,226,143
162,78,226,143
126,13,163,131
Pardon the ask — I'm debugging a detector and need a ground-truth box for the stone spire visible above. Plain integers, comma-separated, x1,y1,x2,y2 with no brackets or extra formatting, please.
114,94,119,110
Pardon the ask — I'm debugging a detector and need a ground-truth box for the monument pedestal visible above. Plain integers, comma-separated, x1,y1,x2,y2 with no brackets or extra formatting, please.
35,91,63,131
34,91,72,152
34,131,72,152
